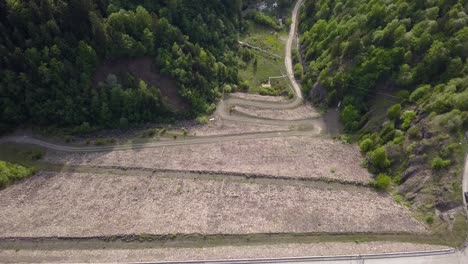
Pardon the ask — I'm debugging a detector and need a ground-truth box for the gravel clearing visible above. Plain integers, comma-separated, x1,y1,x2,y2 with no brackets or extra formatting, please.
0,171,425,238
233,104,320,120
45,136,372,183
0,242,448,263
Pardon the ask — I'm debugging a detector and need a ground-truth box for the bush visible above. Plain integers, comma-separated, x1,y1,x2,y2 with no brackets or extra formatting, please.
409,84,430,102
359,138,374,153
294,63,303,79
370,147,391,170
387,104,401,120
292,49,300,64
76,122,92,134
373,173,392,190
196,115,209,124
426,215,434,225
252,12,281,30
379,121,396,143
341,105,360,132
430,157,451,170
407,125,421,139
0,161,34,189
401,110,416,130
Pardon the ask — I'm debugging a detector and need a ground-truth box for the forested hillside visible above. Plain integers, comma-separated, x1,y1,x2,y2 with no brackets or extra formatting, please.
0,0,242,132
300,0,467,217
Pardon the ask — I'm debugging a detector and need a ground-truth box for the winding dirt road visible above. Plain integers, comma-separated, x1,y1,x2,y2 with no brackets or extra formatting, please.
0,0,322,152
285,0,304,99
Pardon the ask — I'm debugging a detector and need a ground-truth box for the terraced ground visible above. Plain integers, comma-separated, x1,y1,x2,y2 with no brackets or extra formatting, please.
0,0,448,262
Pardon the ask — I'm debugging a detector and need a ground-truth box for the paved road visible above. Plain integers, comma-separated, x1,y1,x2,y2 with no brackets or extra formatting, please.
285,0,304,99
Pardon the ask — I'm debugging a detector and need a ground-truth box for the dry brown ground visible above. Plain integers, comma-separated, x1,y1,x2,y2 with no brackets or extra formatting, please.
230,92,289,102
93,57,189,111
0,242,448,263
233,104,320,120
189,119,290,137
45,136,371,183
0,171,425,238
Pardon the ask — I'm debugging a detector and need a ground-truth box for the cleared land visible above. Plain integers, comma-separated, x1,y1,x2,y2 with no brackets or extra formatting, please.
0,171,425,238
45,136,372,183
233,104,320,120
0,242,449,263
93,57,189,111
190,119,290,137
230,92,289,103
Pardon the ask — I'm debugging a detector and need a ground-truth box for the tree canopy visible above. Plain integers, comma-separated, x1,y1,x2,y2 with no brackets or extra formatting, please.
0,0,242,132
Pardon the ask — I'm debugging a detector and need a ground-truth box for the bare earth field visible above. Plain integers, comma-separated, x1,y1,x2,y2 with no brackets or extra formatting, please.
45,136,372,183
233,104,320,120
189,119,290,137
0,171,425,238
0,242,448,263
230,92,289,103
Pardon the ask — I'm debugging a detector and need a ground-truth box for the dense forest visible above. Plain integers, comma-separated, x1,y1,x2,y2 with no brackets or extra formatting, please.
0,0,242,132
300,0,467,213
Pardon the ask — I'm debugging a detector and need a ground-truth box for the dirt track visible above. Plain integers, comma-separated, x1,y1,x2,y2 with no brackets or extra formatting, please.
0,242,449,263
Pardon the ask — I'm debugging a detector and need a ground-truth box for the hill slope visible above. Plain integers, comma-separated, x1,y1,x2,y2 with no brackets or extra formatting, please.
0,0,241,131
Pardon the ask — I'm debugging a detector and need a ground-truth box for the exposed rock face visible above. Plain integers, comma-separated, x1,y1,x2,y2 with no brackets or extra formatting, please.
398,170,431,201
407,156,425,167
401,165,425,183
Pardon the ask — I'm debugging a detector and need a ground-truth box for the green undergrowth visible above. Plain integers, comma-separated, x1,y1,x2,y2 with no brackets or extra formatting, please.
0,160,36,189
238,23,292,97
0,231,462,251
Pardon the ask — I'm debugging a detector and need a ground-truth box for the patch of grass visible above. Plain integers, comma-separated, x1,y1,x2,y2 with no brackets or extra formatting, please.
239,24,290,96
196,116,209,125
0,144,46,167
425,215,434,225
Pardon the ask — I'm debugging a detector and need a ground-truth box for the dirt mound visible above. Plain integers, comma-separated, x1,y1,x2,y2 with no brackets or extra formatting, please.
93,57,190,112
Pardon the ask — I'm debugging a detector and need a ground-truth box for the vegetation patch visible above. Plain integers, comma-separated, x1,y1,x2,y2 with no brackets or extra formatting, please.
0,161,35,189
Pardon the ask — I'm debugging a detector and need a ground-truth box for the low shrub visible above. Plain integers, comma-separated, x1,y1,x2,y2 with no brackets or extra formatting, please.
387,104,402,120
196,116,209,125
373,173,392,191
359,138,374,153
370,147,391,170
426,215,434,225
0,161,35,189
401,110,416,130
430,157,451,170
